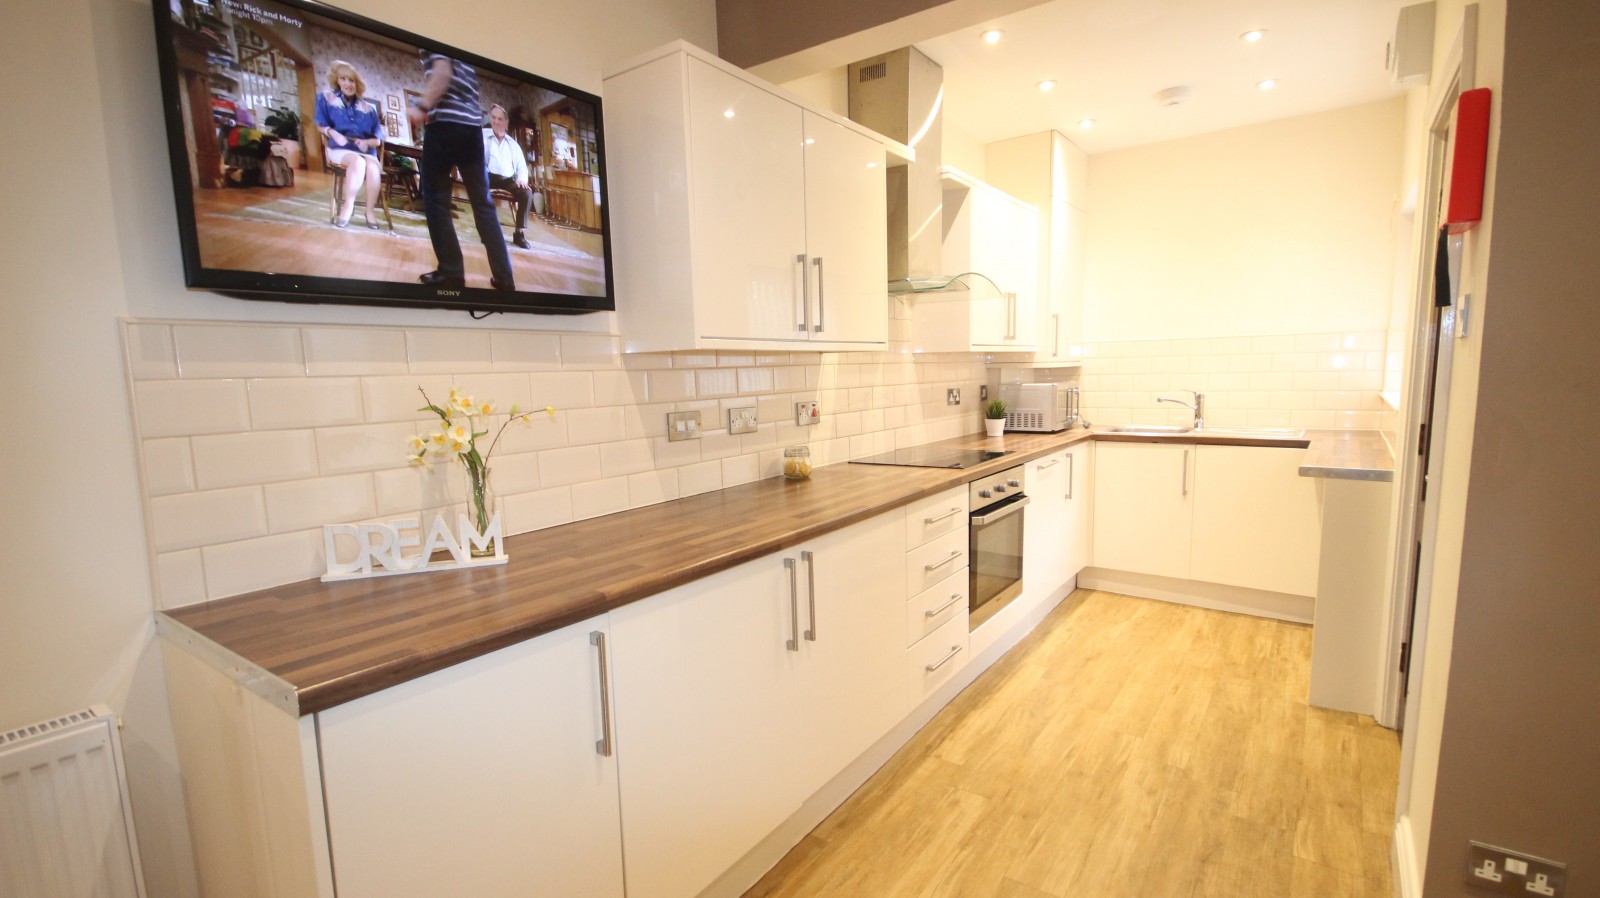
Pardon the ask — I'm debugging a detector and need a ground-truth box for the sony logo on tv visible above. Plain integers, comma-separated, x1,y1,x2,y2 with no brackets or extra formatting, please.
436,289,462,296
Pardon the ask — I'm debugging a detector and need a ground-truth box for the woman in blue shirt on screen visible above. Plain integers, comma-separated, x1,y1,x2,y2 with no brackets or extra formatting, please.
314,61,383,229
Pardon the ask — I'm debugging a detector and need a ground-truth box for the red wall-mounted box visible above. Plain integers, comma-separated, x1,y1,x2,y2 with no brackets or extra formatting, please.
1444,87,1492,234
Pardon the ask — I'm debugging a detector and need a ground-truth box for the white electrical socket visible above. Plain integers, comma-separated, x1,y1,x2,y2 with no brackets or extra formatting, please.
1466,841,1566,897
795,400,819,426
1529,874,1556,896
1474,860,1504,883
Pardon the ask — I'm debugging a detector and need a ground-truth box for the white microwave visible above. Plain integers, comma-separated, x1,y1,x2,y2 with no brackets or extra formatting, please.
999,383,1079,433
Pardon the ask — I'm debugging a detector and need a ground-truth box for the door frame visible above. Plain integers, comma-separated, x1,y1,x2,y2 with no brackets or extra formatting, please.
1386,4,1477,806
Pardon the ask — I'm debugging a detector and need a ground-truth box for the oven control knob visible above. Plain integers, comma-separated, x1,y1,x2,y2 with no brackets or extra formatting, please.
1007,479,1021,488
978,489,991,499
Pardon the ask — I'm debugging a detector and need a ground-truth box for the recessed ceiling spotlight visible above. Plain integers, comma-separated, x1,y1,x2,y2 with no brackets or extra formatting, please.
981,29,1004,44
1037,79,1056,92
723,108,736,118
1240,29,1267,42
1257,78,1278,91
1078,119,1096,129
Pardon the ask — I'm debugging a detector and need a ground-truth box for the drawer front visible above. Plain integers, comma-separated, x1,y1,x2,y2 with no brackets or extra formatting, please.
906,568,968,647
905,527,968,595
907,612,970,705
903,487,969,550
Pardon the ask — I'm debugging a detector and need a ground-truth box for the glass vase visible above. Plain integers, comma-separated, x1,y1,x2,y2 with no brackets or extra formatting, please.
462,463,497,557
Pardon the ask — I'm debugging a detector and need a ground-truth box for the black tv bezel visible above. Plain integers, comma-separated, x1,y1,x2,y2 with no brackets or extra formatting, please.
151,0,615,316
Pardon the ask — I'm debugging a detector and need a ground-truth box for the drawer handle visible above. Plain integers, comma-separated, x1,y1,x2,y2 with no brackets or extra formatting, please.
925,644,964,672
925,593,964,617
1037,458,1059,470
589,631,614,758
923,507,963,525
924,550,961,572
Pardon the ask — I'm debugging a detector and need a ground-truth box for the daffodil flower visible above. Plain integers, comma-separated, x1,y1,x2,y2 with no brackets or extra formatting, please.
428,431,448,448
476,400,495,415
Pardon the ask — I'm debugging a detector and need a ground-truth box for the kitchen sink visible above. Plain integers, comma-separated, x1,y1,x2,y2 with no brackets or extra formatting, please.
1108,425,1192,434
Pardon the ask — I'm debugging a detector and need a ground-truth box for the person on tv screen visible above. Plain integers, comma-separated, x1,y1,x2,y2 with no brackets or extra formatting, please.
313,61,384,229
408,52,515,291
484,105,534,250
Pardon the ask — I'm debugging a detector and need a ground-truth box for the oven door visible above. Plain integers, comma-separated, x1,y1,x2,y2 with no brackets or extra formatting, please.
969,492,1028,629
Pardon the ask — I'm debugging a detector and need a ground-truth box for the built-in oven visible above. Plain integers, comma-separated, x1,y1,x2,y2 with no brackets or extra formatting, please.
969,465,1028,630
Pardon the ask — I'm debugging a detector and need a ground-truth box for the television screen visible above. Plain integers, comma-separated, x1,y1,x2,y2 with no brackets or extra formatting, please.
152,0,613,314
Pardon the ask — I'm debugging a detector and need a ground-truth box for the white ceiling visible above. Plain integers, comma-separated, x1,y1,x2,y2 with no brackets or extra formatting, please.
915,0,1414,154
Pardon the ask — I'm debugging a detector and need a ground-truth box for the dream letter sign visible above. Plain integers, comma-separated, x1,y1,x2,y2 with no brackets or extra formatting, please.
321,513,507,581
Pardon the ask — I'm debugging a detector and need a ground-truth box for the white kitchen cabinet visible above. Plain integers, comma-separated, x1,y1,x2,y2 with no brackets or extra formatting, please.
604,42,892,352
1062,441,1092,577
986,131,1088,360
1023,449,1070,597
316,619,624,898
910,168,1038,352
607,512,905,898
1191,445,1324,596
1092,442,1194,579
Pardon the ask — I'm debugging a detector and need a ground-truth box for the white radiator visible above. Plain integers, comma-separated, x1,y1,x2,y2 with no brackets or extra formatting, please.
0,705,148,898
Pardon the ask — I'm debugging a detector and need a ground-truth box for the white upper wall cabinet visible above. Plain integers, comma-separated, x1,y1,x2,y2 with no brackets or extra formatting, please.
604,43,896,352
909,168,1039,353
986,132,1088,360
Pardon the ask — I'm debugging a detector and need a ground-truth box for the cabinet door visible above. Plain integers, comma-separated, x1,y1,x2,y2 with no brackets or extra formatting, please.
966,188,1014,347
1023,450,1069,597
1061,442,1091,577
317,619,624,898
685,59,808,343
796,513,907,789
1092,442,1193,578
1191,446,1323,595
802,111,888,345
608,552,807,898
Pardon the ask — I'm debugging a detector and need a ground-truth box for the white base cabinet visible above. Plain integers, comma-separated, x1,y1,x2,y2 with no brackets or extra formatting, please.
606,512,906,898
1093,442,1195,579
315,618,625,898
1092,441,1323,598
1022,442,1093,598
1191,446,1324,596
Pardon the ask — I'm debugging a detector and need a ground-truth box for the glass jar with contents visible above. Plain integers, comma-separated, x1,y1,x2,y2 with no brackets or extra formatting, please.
783,446,812,480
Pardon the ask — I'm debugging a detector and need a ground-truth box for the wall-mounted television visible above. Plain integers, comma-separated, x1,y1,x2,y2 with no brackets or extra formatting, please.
152,0,613,314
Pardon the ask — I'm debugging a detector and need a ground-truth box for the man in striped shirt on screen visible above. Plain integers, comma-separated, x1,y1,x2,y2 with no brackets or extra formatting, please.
408,51,516,292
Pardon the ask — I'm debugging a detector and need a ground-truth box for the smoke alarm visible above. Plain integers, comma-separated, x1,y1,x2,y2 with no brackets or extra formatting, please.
1155,86,1192,107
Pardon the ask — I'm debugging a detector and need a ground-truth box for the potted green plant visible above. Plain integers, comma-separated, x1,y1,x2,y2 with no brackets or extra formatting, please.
984,398,1008,437
263,106,302,169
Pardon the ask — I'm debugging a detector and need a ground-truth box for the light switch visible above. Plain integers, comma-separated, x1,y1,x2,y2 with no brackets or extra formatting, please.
667,411,702,442
795,401,819,426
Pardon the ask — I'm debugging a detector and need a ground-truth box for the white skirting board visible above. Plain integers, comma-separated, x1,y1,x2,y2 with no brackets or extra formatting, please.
1394,814,1422,898
697,577,1081,898
1078,567,1314,624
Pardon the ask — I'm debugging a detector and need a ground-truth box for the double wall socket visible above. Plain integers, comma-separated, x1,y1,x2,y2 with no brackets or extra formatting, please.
1466,841,1565,896
947,388,961,406
728,407,758,435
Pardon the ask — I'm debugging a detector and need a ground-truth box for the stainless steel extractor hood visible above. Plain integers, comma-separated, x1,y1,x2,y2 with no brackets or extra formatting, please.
848,47,994,295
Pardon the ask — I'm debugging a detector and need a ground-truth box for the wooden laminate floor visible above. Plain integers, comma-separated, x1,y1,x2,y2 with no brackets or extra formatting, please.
745,590,1400,898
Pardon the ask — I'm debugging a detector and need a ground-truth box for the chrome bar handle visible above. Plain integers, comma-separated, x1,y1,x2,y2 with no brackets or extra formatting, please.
1181,449,1189,497
924,550,962,572
1053,313,1061,356
925,644,964,672
1066,451,1075,500
1037,458,1059,471
589,631,614,758
923,507,963,525
1005,292,1017,340
812,257,825,333
925,593,965,617
784,557,800,651
802,550,818,642
796,254,810,333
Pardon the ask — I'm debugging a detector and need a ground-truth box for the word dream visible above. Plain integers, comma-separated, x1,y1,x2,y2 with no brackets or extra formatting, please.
322,514,506,581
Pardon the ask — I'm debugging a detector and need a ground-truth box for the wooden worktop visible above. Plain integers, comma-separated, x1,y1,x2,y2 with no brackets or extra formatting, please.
160,427,1388,715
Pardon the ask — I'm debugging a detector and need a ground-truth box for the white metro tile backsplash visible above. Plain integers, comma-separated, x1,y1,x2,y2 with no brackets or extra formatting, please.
123,320,987,608
1077,332,1388,430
